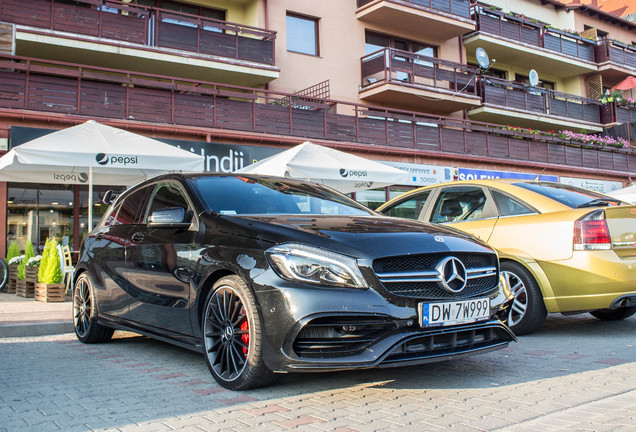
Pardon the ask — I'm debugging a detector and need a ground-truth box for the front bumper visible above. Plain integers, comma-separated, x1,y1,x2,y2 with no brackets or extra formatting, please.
251,270,516,373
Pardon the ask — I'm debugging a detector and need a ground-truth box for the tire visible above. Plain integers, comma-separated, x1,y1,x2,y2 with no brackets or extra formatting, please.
202,275,276,390
590,306,636,321
500,261,547,335
73,273,114,344
0,258,8,291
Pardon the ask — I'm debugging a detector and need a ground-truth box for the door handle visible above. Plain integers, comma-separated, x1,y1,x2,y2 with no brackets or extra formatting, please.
131,232,144,243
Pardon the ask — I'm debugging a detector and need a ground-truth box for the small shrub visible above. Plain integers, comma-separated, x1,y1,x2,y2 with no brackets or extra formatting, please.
17,241,35,280
40,238,63,285
6,241,20,262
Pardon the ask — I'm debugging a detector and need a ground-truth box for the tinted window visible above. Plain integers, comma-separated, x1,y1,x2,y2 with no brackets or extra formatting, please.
431,187,487,223
109,186,150,225
146,183,191,221
383,191,431,220
193,176,373,216
491,191,535,216
514,182,619,208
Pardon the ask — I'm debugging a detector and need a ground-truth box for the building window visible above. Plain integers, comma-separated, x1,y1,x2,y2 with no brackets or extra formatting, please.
287,13,319,56
365,31,435,58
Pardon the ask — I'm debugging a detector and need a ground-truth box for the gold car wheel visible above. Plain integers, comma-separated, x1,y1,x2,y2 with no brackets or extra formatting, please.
503,271,528,327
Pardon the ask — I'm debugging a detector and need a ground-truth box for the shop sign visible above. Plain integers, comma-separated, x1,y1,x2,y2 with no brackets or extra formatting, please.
383,162,453,186
161,139,280,173
457,168,558,182
560,177,623,194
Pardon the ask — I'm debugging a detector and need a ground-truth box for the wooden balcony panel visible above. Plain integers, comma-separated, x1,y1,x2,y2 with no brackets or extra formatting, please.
509,139,530,161
529,140,548,163
358,0,470,19
414,124,441,149
326,113,357,142
487,135,510,158
174,93,214,128
217,98,254,132
548,143,566,165
0,0,52,28
616,107,636,124
80,80,126,119
52,3,100,37
609,45,636,69
440,128,465,153
477,13,540,47
466,132,487,156
238,37,274,64
27,74,77,114
157,22,198,52
100,11,147,44
0,70,26,109
128,87,173,123
543,33,595,62
565,145,584,167
582,148,600,170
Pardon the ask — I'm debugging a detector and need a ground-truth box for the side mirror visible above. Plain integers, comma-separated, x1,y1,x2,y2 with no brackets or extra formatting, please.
148,207,192,229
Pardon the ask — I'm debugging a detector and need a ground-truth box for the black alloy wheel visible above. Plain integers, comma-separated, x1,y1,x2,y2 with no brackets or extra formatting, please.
202,276,275,390
73,273,114,343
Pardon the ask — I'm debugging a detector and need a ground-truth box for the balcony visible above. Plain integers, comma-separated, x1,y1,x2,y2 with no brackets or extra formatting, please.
600,103,636,125
356,0,475,41
360,48,481,113
463,7,597,77
0,0,278,86
469,77,603,132
595,39,636,80
0,54,633,176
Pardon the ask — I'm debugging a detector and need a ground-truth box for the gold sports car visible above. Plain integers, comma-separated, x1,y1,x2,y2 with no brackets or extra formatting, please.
377,179,636,335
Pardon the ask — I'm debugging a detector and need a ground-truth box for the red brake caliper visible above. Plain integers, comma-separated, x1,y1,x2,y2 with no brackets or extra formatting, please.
240,309,249,358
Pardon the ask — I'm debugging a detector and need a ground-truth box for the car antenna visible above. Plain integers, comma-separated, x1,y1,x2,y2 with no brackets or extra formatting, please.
534,168,547,182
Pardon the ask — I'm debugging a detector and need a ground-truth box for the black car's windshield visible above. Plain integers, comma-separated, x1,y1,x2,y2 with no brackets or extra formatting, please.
514,181,623,208
192,176,374,216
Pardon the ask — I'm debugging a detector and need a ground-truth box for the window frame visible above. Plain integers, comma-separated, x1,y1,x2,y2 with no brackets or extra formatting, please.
286,12,320,56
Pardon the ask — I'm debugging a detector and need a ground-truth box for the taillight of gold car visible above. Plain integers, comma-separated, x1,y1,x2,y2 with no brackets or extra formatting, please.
573,210,611,251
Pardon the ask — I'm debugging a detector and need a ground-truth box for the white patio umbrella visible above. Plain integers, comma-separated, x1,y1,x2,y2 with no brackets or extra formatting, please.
0,120,204,230
235,141,410,193
607,184,636,204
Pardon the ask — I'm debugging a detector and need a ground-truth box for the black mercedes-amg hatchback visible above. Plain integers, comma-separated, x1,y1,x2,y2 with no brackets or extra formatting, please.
73,173,515,389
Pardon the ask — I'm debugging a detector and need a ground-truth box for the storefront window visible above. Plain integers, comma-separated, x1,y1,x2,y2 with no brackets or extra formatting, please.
6,183,123,253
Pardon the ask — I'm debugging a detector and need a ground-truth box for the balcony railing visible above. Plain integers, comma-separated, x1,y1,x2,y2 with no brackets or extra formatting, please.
480,77,602,124
361,48,479,97
473,7,596,63
0,0,276,65
0,54,633,174
600,103,636,125
595,39,636,70
357,0,471,19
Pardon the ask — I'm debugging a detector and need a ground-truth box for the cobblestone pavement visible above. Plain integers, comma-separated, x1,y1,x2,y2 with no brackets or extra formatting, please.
1,314,635,432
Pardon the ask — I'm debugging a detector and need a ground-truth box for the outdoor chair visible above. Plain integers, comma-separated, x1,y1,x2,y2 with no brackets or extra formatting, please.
57,244,75,295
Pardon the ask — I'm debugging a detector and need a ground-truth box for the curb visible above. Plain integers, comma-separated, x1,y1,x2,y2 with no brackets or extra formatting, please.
0,321,74,338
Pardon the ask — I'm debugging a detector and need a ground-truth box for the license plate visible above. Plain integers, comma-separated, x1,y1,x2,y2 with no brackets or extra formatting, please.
419,297,490,327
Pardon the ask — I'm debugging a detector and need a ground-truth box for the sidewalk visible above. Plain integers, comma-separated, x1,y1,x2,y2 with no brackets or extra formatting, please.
0,291,73,338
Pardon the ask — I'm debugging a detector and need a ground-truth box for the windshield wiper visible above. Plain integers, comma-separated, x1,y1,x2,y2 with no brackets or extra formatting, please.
577,198,622,208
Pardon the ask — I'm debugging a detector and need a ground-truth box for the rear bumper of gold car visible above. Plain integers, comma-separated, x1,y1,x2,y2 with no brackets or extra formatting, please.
537,250,636,313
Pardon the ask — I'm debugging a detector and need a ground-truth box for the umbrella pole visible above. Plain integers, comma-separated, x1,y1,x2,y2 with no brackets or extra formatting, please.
88,166,93,232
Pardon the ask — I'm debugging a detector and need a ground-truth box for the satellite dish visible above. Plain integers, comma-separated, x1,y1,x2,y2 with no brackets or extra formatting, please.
529,69,539,86
476,48,490,69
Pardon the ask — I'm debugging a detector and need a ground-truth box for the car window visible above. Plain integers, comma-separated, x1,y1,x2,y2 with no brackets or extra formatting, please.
514,181,621,208
491,190,535,217
107,186,151,225
145,182,192,222
193,176,373,216
431,187,487,223
383,190,431,220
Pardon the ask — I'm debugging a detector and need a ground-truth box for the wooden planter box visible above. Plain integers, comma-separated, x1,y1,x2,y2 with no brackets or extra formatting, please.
35,282,66,303
16,278,34,298
21,266,39,298
6,263,18,293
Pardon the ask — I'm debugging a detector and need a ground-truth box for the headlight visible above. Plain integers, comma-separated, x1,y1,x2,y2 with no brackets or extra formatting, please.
266,243,368,289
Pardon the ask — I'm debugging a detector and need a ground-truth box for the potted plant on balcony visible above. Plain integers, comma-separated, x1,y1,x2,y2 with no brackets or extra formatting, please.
16,241,35,297
35,238,65,303
5,241,21,294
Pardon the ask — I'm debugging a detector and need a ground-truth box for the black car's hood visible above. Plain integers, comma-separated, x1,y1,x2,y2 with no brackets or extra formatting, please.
209,214,492,260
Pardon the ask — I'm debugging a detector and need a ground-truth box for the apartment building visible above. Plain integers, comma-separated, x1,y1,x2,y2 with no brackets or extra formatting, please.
0,0,634,253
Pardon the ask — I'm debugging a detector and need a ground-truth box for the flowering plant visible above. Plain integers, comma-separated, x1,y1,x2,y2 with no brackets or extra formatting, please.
600,89,634,106
559,129,630,149
8,255,24,266
27,255,42,266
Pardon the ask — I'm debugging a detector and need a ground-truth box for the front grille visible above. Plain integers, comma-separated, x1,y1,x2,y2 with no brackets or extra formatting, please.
373,252,498,299
382,325,512,365
293,316,396,358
